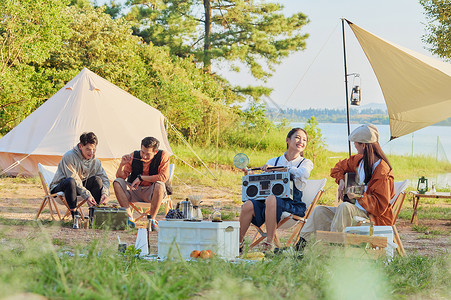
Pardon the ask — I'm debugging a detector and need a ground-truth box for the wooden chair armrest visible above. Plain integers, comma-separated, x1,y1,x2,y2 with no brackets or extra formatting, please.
291,215,305,222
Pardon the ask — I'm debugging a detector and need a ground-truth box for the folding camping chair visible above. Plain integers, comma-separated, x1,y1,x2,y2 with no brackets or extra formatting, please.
128,163,175,222
36,163,87,221
314,179,409,257
249,178,327,249
390,179,409,256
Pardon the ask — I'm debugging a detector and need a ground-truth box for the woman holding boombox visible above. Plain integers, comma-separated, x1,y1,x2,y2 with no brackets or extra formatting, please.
239,127,314,252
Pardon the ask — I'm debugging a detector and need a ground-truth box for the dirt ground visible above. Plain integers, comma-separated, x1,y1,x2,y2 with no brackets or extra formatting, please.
0,179,449,256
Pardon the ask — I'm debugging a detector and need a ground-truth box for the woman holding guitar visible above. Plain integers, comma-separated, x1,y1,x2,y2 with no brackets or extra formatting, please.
298,124,394,249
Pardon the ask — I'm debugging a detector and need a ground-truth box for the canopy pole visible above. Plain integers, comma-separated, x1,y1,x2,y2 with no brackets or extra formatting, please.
342,18,352,157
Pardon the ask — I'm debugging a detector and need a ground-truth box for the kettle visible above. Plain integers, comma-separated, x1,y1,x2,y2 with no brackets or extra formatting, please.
176,199,193,219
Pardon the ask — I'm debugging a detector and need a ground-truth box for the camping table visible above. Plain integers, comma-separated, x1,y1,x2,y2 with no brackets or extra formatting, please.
408,191,451,224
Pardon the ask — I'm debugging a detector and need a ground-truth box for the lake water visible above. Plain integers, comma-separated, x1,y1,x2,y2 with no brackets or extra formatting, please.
291,122,451,160
291,122,451,187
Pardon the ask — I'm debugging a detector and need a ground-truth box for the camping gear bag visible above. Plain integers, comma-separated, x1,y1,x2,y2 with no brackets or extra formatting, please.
88,206,128,230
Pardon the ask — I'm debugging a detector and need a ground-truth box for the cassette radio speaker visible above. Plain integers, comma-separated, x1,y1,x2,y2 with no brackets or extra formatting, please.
242,171,294,202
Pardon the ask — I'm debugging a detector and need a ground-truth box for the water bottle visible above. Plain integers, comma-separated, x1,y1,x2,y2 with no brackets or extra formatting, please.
146,215,152,253
431,184,436,194
73,214,81,229
369,221,374,236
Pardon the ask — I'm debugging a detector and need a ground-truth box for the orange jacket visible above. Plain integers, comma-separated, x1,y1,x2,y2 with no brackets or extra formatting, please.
330,154,395,225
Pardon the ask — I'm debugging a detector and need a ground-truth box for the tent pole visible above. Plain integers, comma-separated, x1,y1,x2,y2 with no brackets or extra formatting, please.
436,136,439,161
342,18,352,157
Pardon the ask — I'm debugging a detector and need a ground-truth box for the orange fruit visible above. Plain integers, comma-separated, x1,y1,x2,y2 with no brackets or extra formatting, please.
190,250,200,258
199,250,211,259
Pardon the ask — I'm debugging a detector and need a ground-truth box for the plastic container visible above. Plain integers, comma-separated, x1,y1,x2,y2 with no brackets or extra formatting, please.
345,225,397,258
158,221,240,259
88,206,128,230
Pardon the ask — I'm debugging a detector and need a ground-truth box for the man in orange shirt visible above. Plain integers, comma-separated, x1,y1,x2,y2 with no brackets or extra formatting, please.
114,137,170,230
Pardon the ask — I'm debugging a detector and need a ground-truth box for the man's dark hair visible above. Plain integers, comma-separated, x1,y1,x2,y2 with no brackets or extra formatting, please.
141,136,160,151
79,132,98,146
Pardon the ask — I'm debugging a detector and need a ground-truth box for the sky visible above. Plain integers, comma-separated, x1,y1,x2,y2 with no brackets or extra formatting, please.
98,0,434,110
223,0,433,110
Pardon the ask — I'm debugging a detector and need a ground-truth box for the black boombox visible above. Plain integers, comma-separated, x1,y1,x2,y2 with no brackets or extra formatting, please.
242,171,294,202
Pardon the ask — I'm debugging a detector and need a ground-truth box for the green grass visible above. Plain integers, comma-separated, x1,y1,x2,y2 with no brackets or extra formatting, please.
10,176,40,185
385,254,451,297
0,229,449,299
200,208,213,219
388,154,451,180
412,224,449,237
412,224,430,233
220,211,235,221
398,206,451,221
52,238,68,246
0,216,54,226
421,197,451,205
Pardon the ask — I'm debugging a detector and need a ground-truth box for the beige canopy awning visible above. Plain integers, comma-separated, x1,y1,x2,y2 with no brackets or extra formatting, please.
346,19,451,139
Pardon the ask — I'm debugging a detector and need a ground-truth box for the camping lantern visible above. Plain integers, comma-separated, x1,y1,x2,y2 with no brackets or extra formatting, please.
349,73,361,106
344,71,362,156
417,176,428,194
350,85,361,106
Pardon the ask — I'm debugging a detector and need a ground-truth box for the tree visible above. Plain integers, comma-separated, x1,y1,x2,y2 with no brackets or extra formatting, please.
95,0,124,19
45,4,146,85
303,116,326,164
0,0,72,134
420,0,451,60
42,3,242,144
124,0,309,80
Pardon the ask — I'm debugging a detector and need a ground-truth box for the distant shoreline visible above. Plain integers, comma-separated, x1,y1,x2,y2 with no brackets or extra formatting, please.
266,107,451,126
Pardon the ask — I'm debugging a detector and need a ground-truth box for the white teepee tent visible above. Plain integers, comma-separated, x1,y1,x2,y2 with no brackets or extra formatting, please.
0,68,172,178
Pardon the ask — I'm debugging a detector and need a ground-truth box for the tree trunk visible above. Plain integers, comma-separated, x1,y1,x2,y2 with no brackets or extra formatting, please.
203,0,212,73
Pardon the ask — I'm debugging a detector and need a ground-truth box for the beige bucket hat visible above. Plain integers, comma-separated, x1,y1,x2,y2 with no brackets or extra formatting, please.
348,124,379,143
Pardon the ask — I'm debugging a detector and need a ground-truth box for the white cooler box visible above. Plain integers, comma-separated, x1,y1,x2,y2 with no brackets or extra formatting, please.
158,221,240,259
345,225,397,258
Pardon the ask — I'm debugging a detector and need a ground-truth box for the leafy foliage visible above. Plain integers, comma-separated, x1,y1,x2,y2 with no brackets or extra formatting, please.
304,116,326,164
124,0,310,80
0,0,72,133
420,0,451,60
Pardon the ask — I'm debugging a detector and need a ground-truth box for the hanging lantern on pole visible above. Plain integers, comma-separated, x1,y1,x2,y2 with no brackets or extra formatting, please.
350,74,361,106
350,85,361,106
